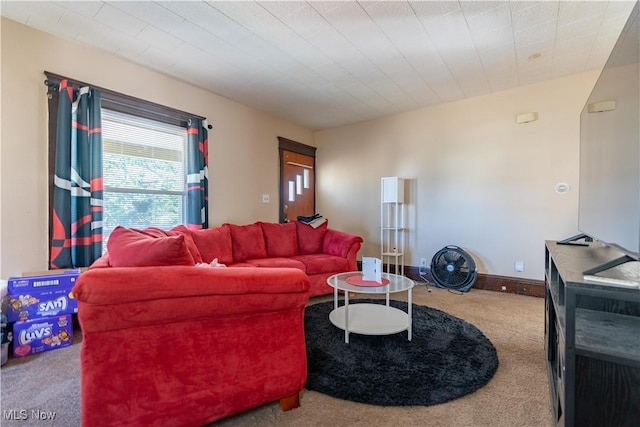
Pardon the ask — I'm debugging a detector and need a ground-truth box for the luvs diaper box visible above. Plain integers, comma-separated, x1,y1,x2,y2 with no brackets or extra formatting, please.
12,315,73,357
6,271,80,322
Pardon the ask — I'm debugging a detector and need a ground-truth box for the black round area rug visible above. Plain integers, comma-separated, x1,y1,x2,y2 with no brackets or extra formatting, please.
304,299,499,406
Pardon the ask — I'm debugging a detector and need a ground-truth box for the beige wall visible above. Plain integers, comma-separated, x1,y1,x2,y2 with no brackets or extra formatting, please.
315,70,600,280
0,18,313,278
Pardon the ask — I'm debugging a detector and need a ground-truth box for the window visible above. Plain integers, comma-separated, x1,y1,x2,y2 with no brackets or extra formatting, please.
101,109,188,250
46,72,209,267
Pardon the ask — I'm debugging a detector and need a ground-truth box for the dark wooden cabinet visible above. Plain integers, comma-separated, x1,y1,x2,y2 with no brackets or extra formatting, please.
545,241,640,427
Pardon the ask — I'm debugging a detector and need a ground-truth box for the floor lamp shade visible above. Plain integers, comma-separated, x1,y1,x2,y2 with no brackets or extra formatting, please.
382,177,404,203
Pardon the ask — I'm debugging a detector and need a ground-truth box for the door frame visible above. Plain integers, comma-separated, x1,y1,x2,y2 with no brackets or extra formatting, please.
278,137,317,223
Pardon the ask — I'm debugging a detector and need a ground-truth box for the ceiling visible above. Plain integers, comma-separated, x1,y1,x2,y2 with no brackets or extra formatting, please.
1,1,636,130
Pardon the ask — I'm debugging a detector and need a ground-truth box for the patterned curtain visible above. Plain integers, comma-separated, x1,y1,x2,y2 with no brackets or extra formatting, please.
186,119,209,230
50,80,103,268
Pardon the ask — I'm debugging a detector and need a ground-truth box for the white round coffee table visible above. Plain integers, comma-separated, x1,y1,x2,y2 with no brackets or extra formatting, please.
326,271,415,343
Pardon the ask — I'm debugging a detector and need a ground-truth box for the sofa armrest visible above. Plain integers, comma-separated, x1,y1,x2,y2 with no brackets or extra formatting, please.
73,266,310,333
322,228,363,258
322,229,363,271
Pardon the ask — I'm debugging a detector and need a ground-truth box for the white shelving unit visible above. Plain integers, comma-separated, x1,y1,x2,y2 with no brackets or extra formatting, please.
381,177,405,276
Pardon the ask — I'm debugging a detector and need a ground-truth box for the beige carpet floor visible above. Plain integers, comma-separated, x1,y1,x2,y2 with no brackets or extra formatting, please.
214,286,553,427
1,286,552,427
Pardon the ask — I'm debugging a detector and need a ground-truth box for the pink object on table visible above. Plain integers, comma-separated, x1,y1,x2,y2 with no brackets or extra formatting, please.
345,275,390,287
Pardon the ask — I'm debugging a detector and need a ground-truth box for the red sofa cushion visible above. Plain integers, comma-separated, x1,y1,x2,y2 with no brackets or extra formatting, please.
169,225,203,264
107,226,195,267
259,222,298,257
245,257,306,272
190,225,234,265
226,223,267,262
291,254,349,275
133,226,203,264
295,220,328,254
226,262,255,268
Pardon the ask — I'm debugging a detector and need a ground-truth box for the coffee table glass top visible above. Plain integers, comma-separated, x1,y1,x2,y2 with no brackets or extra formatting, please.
327,271,414,294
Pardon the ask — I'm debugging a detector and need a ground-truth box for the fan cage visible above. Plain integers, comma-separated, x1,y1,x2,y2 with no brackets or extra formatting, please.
430,245,478,292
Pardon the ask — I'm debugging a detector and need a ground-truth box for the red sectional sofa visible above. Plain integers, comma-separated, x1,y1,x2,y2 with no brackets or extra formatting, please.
96,220,363,297
73,220,363,425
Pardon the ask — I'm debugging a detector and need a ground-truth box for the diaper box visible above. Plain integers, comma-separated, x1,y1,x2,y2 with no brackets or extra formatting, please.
12,315,73,358
6,290,77,322
6,271,79,322
8,270,80,293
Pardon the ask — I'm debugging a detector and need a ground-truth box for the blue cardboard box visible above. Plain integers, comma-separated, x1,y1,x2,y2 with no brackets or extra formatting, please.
7,271,80,322
6,290,77,322
8,270,80,293
12,315,73,358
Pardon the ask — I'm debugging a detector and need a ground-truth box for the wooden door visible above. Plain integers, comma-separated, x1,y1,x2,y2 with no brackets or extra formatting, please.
278,138,316,223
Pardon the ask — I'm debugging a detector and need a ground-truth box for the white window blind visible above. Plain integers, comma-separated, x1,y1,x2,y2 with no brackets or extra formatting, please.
101,109,187,249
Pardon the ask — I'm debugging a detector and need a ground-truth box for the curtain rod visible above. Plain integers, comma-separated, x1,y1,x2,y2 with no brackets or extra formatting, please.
43,71,212,129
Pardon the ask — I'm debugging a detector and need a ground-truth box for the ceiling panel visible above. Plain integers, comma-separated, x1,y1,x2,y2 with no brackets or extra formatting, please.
556,15,602,40
136,45,179,70
160,1,234,30
93,3,146,37
0,0,635,130
480,43,517,73
464,3,512,37
557,0,608,25
137,24,183,51
511,2,559,32
23,2,66,30
276,3,329,38
54,1,103,18
514,20,557,48
487,69,520,92
57,9,111,43
108,1,184,31
408,0,461,20
472,24,514,51
97,29,150,56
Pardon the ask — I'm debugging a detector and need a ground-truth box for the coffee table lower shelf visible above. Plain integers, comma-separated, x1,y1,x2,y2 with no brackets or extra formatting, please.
329,303,409,339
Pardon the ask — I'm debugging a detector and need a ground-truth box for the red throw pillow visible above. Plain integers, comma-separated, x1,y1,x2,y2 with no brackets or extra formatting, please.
169,225,203,264
136,227,168,238
190,225,233,265
226,223,267,262
295,220,328,254
107,226,195,267
130,226,203,264
259,221,298,257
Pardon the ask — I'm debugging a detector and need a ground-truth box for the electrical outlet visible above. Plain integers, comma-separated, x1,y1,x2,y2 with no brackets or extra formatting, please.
262,194,270,203
419,258,428,275
501,285,507,291
515,261,524,272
